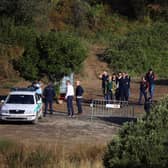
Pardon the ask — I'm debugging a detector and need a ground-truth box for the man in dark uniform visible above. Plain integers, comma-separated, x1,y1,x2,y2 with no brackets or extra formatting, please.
120,72,130,102
99,71,109,96
76,80,84,114
43,82,56,116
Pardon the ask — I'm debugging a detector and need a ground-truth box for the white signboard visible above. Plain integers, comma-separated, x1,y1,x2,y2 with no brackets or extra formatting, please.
106,104,120,109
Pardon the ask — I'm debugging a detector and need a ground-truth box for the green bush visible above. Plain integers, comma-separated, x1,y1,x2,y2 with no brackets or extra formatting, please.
101,22,168,77
103,97,168,168
15,31,87,81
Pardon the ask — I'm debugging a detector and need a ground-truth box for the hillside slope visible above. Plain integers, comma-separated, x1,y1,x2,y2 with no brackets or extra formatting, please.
77,45,109,99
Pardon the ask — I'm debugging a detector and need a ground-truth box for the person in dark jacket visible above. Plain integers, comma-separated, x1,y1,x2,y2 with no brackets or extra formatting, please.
138,76,149,105
99,71,109,96
43,82,56,116
145,68,156,100
76,80,84,114
120,72,130,102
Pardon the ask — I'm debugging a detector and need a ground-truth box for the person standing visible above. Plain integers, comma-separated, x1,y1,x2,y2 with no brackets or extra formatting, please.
65,80,74,117
138,76,149,105
111,73,118,100
126,72,131,99
43,82,56,116
116,72,123,101
76,80,84,114
145,69,156,100
99,71,109,96
35,83,42,97
144,97,152,116
120,72,130,102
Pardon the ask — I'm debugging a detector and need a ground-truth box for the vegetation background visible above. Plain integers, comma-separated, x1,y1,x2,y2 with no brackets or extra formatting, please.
0,0,168,167
0,0,168,80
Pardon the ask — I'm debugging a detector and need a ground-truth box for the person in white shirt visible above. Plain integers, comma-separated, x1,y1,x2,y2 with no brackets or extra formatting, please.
65,80,74,117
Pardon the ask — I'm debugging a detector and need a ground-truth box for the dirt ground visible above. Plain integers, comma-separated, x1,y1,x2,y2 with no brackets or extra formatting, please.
0,45,168,146
0,114,119,146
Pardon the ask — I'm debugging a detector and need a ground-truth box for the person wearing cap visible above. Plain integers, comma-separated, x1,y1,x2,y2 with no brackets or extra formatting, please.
76,80,84,114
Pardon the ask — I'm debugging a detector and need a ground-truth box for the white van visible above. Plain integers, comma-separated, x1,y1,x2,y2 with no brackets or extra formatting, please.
0,88,43,124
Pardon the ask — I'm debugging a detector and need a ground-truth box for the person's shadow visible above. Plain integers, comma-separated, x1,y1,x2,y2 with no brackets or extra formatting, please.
98,116,137,125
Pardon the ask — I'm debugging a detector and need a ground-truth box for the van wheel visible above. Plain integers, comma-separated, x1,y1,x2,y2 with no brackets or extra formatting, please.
39,108,43,119
32,114,38,124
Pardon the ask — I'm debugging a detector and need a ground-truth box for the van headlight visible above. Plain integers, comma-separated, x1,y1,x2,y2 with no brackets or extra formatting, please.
1,110,9,114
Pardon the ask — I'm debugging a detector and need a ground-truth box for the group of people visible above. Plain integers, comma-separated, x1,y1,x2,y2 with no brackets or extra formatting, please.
138,68,156,105
99,68,156,107
99,71,131,102
30,68,155,117
33,80,84,117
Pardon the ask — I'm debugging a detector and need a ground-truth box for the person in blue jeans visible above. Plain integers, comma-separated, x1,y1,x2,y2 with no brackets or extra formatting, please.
75,80,84,114
65,80,74,117
145,69,156,100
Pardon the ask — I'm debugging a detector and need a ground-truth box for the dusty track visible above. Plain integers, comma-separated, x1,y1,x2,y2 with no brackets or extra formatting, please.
0,114,119,145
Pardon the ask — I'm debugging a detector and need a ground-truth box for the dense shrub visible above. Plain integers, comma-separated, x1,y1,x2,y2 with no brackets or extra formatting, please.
36,31,87,81
101,22,168,77
15,31,87,81
104,96,168,168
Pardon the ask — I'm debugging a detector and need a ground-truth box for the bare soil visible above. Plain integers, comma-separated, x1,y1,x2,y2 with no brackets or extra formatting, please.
0,115,119,146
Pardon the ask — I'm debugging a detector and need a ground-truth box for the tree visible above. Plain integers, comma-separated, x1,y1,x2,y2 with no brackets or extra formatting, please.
15,31,87,81
37,31,87,81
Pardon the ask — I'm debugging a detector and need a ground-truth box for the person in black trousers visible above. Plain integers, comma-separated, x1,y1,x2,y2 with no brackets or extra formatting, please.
43,82,56,116
145,68,156,100
120,72,130,102
65,80,75,117
76,80,84,114
99,71,109,96
138,76,149,105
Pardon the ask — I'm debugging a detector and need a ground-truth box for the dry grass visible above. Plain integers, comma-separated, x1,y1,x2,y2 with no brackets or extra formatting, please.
0,138,105,168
